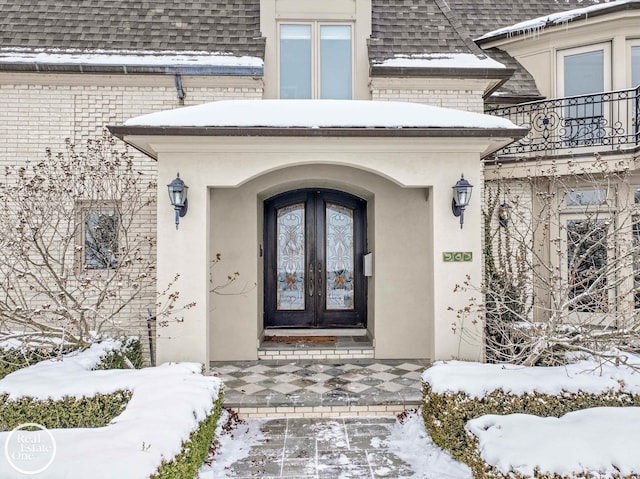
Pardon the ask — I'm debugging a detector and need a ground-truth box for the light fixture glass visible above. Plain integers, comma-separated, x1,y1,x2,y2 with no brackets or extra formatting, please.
498,202,512,228
167,173,188,229
452,174,473,229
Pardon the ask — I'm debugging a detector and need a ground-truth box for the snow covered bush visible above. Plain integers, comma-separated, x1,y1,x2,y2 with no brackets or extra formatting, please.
465,407,640,478
0,335,143,379
0,340,223,478
422,360,640,462
0,390,131,431
1,338,141,430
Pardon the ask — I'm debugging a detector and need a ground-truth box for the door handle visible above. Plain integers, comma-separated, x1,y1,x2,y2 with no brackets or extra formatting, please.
318,261,323,297
308,263,314,297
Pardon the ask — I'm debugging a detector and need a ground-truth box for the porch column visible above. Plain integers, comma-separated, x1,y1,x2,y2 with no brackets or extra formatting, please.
431,169,484,362
155,158,210,366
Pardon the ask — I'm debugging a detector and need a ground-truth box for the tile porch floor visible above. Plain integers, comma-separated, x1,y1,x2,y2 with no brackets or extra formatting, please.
210,358,430,417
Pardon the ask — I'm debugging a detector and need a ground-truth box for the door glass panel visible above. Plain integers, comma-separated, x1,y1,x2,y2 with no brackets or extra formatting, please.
320,25,352,100
326,203,354,310
280,24,312,99
276,203,305,310
566,218,608,313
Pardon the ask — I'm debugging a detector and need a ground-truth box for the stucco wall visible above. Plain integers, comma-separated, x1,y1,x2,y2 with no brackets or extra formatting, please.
149,135,491,364
208,165,432,360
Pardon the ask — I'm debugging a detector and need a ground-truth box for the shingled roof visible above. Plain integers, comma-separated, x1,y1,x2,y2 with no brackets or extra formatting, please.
446,0,607,39
0,0,264,58
443,0,615,102
369,0,485,63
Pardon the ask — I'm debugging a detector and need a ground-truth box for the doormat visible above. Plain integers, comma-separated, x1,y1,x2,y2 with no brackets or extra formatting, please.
264,336,337,343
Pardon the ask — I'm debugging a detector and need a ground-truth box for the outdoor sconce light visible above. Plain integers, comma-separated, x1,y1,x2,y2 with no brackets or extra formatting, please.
452,174,473,229
167,173,188,230
498,203,512,228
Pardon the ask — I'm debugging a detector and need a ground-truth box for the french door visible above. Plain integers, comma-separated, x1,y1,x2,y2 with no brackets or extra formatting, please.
264,189,366,328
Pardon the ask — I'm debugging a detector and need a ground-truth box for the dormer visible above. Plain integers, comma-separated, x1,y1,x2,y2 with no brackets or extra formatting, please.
260,0,372,99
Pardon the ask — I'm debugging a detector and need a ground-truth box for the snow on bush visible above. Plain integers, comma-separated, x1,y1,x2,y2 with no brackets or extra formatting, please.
422,359,640,398
466,407,640,477
422,359,640,463
0,341,222,478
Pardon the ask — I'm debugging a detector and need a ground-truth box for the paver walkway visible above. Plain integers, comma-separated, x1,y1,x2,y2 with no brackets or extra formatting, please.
218,416,415,478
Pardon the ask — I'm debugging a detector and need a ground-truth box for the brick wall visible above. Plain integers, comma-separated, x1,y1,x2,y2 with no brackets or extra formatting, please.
371,87,485,113
0,73,263,361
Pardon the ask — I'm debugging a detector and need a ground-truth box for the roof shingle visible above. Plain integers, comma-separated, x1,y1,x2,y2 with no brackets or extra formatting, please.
0,0,265,58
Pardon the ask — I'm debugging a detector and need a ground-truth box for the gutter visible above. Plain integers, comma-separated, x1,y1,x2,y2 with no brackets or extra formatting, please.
369,65,514,80
0,62,264,76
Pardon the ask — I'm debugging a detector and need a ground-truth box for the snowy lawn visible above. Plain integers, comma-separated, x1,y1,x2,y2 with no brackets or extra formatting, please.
0,341,222,478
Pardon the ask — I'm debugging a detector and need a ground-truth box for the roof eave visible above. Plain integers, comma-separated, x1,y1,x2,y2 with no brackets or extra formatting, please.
108,124,529,160
0,62,264,76
369,65,514,79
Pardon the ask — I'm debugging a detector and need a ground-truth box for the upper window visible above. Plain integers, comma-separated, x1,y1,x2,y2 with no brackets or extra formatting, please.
557,44,611,146
632,45,640,88
279,23,352,100
81,208,119,270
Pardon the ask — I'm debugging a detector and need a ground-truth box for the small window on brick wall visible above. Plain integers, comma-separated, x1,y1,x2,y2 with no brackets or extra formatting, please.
79,206,119,270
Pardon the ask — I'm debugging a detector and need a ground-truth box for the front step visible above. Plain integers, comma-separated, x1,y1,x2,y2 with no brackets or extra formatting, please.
258,335,375,361
234,404,413,418
210,358,430,419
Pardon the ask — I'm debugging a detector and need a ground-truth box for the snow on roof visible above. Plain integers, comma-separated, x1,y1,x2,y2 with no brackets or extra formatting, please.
467,408,640,477
373,53,505,69
422,359,640,398
123,99,520,130
476,0,639,41
0,47,263,68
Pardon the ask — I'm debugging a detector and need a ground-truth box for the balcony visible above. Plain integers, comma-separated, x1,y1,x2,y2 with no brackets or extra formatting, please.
487,86,640,158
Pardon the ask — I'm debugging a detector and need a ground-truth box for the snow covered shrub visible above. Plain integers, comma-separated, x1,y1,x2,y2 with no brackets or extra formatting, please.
93,337,144,370
0,339,141,430
0,347,55,379
422,360,640,462
150,393,224,479
423,384,640,463
465,408,640,478
0,391,131,431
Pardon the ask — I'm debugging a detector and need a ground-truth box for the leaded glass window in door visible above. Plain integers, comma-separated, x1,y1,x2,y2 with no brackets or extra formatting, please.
276,203,305,310
264,189,366,329
326,203,354,310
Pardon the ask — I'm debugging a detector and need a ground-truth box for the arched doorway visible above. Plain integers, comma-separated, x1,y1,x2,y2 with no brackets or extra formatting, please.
264,188,367,328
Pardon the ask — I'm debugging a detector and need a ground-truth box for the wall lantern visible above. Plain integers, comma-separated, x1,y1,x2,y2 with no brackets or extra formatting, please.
452,174,473,229
498,203,512,228
167,173,188,230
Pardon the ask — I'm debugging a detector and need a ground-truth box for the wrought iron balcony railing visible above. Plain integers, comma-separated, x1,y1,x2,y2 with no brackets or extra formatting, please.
487,86,640,157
